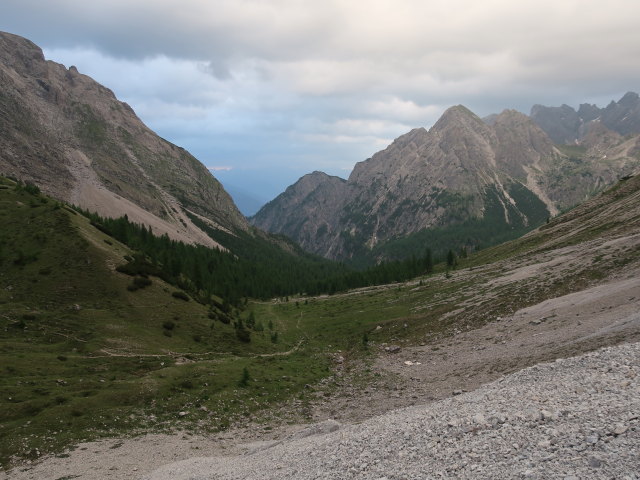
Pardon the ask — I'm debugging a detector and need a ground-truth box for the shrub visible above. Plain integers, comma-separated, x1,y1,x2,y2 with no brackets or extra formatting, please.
172,291,190,301
236,328,251,343
127,276,152,291
162,320,176,330
238,367,250,387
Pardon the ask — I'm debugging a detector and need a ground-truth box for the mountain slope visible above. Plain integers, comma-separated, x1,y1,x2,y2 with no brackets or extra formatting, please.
0,31,248,248
252,103,640,262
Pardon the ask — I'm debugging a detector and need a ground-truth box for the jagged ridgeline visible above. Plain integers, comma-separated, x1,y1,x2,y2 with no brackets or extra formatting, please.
252,100,640,266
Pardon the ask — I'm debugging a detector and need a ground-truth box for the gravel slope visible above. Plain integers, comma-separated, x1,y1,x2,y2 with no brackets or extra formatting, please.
146,342,639,480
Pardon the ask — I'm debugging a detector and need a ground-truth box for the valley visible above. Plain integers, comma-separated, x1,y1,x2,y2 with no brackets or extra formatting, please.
2,173,639,478
1,30,639,479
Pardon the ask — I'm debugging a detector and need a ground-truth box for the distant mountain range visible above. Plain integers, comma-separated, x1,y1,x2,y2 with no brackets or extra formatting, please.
252,96,640,263
2,30,639,267
530,92,640,144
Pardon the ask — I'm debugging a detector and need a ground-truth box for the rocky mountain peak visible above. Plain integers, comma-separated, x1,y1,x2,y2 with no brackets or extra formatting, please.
0,32,47,76
0,31,248,249
431,104,487,133
617,91,639,107
278,171,346,204
253,97,640,262
532,91,640,143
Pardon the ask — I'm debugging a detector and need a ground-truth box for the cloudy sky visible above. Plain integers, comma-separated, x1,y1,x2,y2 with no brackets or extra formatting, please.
3,1,640,213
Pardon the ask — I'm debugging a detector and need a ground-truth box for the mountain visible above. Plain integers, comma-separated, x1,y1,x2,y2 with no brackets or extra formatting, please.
0,31,248,249
531,91,640,144
252,104,640,263
249,171,349,257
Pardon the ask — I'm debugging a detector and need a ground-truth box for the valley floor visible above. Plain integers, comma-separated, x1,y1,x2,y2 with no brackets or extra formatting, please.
4,248,639,479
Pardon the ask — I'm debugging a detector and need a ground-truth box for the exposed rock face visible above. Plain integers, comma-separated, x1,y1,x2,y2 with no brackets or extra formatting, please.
528,104,580,144
531,91,640,143
0,32,249,248
252,104,640,261
250,171,348,256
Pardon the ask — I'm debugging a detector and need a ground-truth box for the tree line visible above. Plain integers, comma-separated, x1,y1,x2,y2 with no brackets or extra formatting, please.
77,208,447,305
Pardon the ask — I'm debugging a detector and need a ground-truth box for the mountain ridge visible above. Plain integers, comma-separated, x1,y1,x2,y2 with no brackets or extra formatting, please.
252,99,640,263
530,91,640,143
0,31,248,250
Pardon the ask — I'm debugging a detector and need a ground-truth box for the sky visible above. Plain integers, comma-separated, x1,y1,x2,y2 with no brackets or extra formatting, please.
2,1,640,214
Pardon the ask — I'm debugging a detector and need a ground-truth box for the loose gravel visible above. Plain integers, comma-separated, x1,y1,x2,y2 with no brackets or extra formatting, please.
147,342,640,480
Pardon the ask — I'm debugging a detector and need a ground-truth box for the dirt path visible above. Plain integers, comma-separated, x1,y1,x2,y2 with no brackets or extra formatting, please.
4,232,639,479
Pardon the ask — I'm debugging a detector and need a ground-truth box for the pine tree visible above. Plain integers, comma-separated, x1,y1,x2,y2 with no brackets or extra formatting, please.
446,249,457,269
424,248,434,274
238,367,250,387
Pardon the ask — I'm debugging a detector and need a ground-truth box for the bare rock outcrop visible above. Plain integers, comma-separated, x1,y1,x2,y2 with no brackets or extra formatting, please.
0,31,248,248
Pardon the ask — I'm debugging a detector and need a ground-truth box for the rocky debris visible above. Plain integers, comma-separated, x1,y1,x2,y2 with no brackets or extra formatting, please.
146,342,640,479
384,345,401,354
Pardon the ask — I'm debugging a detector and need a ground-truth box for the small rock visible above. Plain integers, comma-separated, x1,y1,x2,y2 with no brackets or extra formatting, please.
385,345,401,354
612,425,628,436
178,411,188,417
585,434,599,444
588,456,602,468
473,414,486,425
540,410,556,421
452,389,464,396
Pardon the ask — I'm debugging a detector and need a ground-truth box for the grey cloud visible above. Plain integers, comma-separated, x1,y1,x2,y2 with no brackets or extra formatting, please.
2,0,640,200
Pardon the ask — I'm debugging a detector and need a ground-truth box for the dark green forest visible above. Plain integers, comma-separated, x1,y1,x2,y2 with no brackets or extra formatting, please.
77,208,439,305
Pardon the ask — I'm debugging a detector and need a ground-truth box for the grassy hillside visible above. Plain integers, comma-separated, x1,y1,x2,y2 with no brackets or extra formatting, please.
1,174,639,469
0,179,329,467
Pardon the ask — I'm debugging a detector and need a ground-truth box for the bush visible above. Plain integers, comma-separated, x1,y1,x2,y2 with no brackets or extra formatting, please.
172,291,190,301
127,276,153,292
236,328,251,343
238,367,250,387
162,320,176,330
